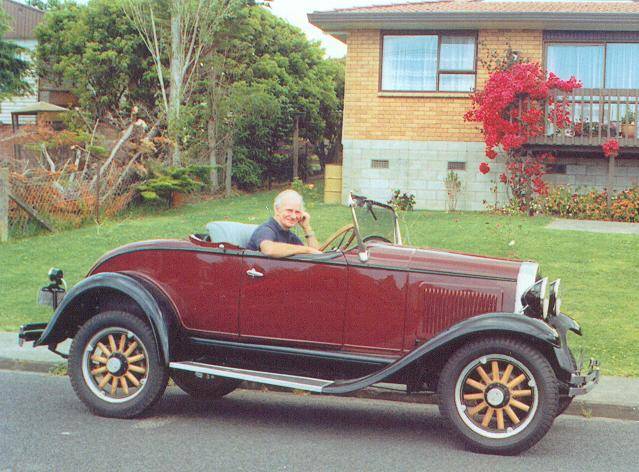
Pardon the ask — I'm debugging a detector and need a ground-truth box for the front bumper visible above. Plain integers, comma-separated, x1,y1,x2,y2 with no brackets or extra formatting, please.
18,322,48,347
568,358,600,396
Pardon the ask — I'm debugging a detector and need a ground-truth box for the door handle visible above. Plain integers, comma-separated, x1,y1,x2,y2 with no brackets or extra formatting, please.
246,268,264,278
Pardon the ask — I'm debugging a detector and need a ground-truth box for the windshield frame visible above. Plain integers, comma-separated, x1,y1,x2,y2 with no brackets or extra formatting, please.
349,193,402,250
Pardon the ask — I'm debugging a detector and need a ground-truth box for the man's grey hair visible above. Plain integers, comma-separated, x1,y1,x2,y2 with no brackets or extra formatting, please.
274,189,304,211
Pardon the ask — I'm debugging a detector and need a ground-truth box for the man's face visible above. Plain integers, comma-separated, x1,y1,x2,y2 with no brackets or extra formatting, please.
274,197,303,230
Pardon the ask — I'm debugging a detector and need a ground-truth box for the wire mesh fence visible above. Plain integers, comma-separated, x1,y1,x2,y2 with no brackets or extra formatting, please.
6,164,139,239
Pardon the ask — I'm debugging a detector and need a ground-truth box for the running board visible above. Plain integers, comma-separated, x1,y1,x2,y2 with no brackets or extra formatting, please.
170,361,334,393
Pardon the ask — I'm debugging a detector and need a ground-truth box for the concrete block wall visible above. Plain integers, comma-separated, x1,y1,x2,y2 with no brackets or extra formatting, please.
545,156,639,190
342,139,508,211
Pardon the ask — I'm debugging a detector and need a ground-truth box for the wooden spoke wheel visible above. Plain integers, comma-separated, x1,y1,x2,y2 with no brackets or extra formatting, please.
82,328,149,403
319,224,355,252
69,311,168,418
438,337,558,455
456,355,538,437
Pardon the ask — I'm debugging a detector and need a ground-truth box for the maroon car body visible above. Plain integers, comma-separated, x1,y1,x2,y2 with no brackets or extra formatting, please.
20,195,599,455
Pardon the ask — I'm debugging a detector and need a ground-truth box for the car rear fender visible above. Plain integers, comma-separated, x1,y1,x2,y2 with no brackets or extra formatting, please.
35,272,177,365
323,313,560,394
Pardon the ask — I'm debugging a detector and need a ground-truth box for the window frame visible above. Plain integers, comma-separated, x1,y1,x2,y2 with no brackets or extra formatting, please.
543,39,639,89
378,30,478,93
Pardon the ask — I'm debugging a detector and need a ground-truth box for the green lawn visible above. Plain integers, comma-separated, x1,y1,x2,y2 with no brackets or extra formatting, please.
1,188,637,376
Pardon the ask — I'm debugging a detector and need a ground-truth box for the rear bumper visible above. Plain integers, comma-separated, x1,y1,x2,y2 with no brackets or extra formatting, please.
568,358,600,396
18,322,48,347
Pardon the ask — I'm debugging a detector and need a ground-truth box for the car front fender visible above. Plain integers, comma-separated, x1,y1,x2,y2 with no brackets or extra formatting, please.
35,272,174,365
323,312,560,394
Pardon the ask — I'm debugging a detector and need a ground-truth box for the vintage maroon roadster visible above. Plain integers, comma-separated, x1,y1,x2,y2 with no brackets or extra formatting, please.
20,194,599,455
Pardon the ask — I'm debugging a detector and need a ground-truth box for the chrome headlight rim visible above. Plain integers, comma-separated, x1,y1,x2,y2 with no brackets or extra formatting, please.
549,279,561,317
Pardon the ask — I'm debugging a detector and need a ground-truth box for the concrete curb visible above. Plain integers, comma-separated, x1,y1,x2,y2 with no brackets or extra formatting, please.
2,357,637,422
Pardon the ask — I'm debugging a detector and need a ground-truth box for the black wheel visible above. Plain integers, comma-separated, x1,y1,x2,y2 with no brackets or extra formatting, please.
438,337,558,455
171,369,241,399
68,311,169,418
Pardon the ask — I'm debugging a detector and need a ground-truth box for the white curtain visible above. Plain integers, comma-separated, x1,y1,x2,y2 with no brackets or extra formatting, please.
382,35,437,91
606,44,639,89
440,36,475,71
547,44,604,88
382,35,475,92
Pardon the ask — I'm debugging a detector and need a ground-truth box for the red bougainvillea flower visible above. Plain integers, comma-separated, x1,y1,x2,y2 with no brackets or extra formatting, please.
602,138,620,158
499,173,508,183
479,162,491,174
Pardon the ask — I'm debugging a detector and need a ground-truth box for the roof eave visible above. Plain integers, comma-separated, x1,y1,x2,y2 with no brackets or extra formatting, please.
308,11,639,37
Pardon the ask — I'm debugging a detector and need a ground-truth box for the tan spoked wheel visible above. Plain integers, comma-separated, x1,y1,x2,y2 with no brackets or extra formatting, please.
456,354,538,438
438,337,558,455
69,310,168,418
82,328,149,403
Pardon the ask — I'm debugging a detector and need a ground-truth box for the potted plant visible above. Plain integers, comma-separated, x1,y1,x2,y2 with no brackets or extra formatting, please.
621,110,636,139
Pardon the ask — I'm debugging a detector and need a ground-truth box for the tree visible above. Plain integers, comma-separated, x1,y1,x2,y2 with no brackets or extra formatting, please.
185,6,344,189
0,9,32,100
25,0,61,10
123,0,246,166
34,0,157,121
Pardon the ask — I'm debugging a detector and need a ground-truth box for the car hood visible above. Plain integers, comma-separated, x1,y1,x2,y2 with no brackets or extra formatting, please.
366,242,538,311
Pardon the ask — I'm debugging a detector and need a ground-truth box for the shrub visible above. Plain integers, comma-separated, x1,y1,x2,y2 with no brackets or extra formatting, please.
388,189,415,211
537,186,639,222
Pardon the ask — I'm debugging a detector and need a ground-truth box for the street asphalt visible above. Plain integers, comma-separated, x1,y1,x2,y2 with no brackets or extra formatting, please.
2,370,639,471
1,331,637,421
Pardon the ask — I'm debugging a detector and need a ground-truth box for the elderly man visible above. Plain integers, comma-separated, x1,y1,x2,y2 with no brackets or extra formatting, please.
247,189,322,257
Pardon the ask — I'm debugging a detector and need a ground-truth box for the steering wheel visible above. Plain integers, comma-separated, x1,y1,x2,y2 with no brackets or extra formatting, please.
362,235,391,244
319,224,356,252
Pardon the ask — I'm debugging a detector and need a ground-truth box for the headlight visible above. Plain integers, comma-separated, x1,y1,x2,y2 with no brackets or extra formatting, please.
549,279,561,316
521,277,548,319
521,277,562,320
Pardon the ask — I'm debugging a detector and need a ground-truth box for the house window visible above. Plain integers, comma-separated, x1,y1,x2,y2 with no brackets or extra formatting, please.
381,34,476,92
546,43,639,89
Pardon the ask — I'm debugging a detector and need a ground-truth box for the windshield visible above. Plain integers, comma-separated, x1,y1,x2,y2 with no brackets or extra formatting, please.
350,194,401,245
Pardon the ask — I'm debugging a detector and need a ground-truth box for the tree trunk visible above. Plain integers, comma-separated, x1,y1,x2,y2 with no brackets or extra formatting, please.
169,2,183,166
293,115,299,180
208,117,220,192
225,147,232,198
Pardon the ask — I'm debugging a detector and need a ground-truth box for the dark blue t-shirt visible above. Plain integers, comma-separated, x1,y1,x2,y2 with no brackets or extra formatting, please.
247,217,303,251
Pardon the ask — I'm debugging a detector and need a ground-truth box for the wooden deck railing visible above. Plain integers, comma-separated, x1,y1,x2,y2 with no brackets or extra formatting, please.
528,88,639,148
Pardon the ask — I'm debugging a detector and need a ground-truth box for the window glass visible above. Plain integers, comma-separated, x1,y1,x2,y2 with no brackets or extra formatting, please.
382,35,438,91
606,43,639,89
546,44,604,88
439,74,475,92
440,36,475,71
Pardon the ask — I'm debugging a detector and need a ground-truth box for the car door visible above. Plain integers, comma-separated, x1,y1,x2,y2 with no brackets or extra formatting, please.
341,244,412,356
238,251,348,347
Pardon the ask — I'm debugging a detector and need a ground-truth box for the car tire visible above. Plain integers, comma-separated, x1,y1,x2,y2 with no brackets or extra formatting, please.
68,310,168,418
438,336,558,455
171,369,241,399
556,396,573,416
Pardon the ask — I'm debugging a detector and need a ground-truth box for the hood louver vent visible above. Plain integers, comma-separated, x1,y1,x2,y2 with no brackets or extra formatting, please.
421,287,499,338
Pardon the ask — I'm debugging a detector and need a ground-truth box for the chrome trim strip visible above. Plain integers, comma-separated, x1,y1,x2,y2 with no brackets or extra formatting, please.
169,361,333,393
515,262,539,312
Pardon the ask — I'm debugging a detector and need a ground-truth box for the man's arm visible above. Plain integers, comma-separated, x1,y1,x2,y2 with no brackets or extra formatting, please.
260,240,321,258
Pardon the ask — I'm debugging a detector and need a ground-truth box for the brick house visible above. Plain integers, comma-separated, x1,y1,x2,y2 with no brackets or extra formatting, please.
309,1,639,210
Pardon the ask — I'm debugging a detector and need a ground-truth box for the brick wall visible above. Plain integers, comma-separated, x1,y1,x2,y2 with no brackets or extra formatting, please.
343,29,543,142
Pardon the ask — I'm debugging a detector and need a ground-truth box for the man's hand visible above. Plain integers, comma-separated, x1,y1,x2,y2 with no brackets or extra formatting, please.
299,211,312,231
305,246,322,255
